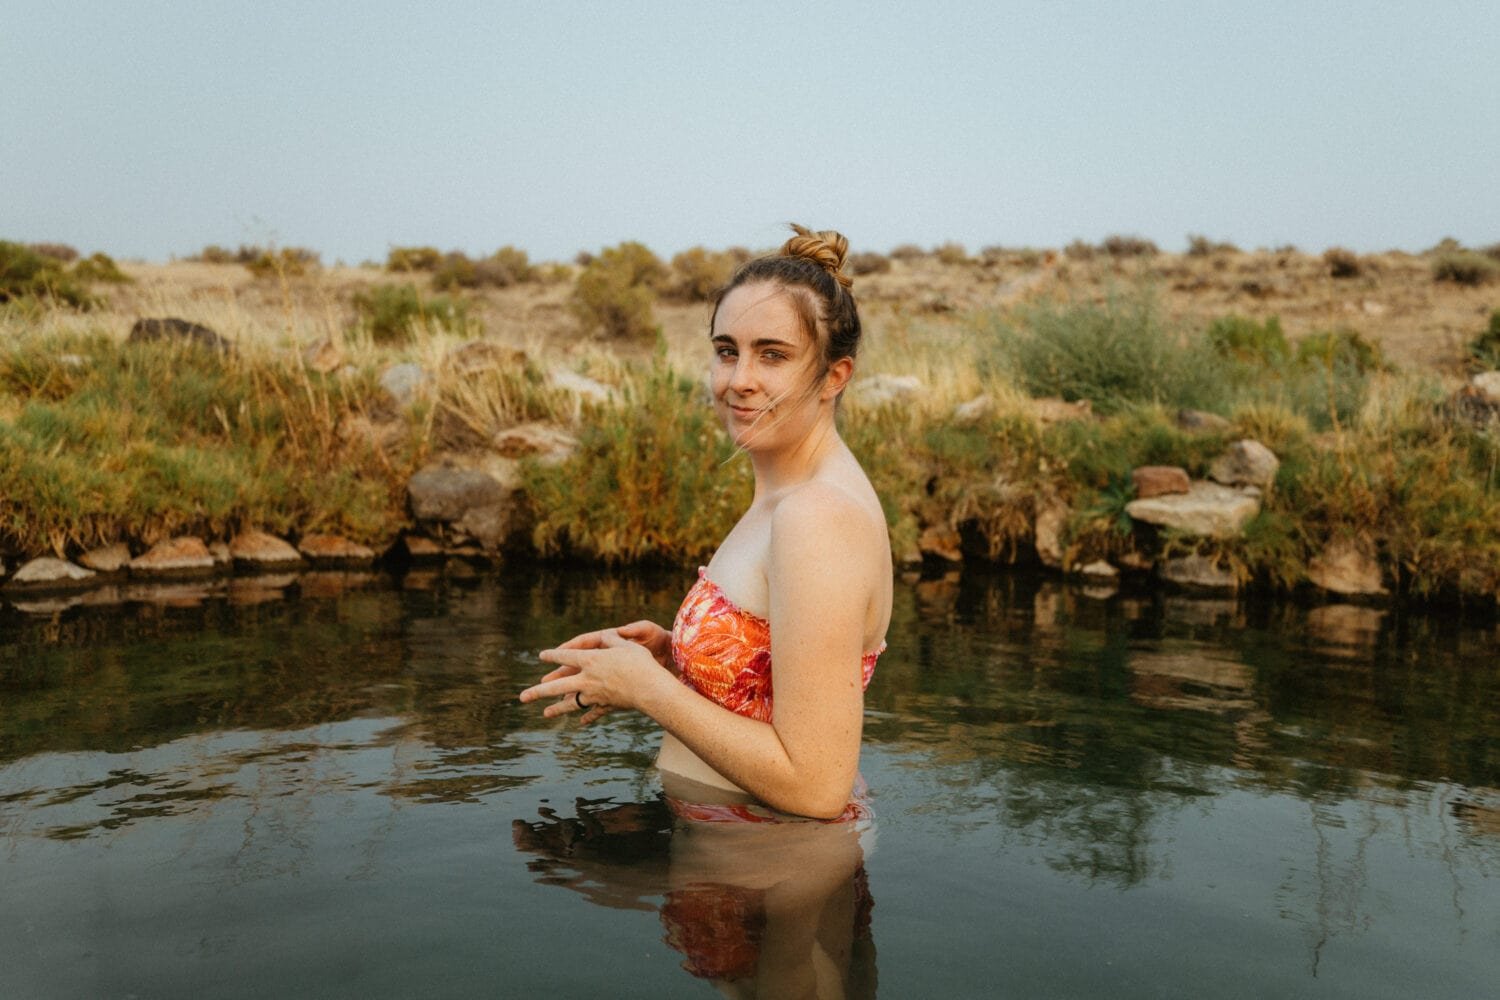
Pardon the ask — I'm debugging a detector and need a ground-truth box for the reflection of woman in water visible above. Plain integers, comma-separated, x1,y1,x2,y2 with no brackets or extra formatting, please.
518,225,890,992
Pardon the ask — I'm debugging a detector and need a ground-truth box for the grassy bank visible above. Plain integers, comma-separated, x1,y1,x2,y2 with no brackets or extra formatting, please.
1,243,1497,608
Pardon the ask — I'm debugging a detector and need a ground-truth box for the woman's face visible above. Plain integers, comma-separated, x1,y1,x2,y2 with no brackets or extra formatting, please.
709,283,825,451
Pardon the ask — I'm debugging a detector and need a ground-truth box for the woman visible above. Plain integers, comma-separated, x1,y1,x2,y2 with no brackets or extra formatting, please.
520,224,891,822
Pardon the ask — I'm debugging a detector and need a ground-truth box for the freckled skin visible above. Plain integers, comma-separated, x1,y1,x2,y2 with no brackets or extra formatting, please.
523,280,892,820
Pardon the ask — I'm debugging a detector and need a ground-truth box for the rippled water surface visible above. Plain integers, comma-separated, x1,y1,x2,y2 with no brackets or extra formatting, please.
1,568,1496,998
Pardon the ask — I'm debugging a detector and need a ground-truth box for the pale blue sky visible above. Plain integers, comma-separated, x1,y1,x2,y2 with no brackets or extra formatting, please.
5,1,1496,263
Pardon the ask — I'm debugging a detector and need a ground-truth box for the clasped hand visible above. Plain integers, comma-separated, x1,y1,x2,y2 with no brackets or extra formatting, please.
519,620,673,726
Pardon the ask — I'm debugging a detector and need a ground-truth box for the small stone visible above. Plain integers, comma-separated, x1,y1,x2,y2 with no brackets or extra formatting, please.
490,423,578,462
208,541,232,567
548,368,614,403
853,374,924,408
380,362,426,406
1117,550,1154,573
1126,481,1261,538
1208,439,1280,490
1176,409,1232,433
3,557,96,592
1159,555,1239,591
1306,538,1387,596
1034,499,1068,569
303,338,344,374
953,394,991,423
298,534,377,568
402,535,444,561
78,542,132,573
129,537,217,578
1472,371,1500,405
229,530,303,569
1031,397,1092,423
1131,466,1191,499
1078,560,1119,580
918,525,963,563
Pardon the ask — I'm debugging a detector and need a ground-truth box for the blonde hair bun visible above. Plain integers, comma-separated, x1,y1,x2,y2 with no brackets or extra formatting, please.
780,224,853,289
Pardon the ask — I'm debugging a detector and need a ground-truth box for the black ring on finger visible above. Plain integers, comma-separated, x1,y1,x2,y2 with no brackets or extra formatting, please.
575,691,591,710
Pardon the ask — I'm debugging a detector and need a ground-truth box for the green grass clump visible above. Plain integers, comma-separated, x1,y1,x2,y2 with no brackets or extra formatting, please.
1207,314,1289,365
1431,250,1499,286
352,283,471,344
244,247,319,279
71,252,131,285
1468,310,1500,371
0,240,95,309
571,241,666,339
991,291,1223,415
523,353,748,564
0,330,414,553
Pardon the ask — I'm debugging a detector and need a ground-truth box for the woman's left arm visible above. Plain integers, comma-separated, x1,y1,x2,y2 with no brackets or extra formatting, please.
521,486,878,819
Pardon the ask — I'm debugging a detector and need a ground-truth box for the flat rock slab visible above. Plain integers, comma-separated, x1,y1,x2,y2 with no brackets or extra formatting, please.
1158,554,1240,591
1307,538,1388,596
229,530,303,569
79,542,132,573
298,534,377,567
1126,481,1261,537
3,557,97,592
130,537,217,578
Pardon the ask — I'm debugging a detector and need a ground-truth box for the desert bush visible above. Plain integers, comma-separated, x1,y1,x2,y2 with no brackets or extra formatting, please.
1323,247,1362,278
1186,234,1239,256
571,241,666,339
1467,310,1500,371
1063,240,1096,261
386,246,444,272
846,251,891,276
933,242,969,266
352,283,470,343
1430,250,1498,286
523,356,749,563
1482,242,1500,263
991,291,1221,415
28,242,79,263
0,240,94,308
1207,314,1289,365
666,246,737,302
245,247,319,279
195,245,235,264
431,252,478,291
72,252,131,285
475,246,534,287
1101,234,1159,257
1294,327,1386,374
889,244,926,261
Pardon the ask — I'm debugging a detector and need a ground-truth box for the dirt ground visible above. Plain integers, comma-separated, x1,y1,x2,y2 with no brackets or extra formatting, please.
109,248,1497,376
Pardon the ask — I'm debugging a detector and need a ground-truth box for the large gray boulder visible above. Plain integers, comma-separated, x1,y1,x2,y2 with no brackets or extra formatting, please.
129,537,217,578
3,557,96,592
1307,538,1387,596
129,317,233,353
853,374,924,408
1159,555,1239,591
1126,481,1261,538
1208,439,1280,490
407,459,523,550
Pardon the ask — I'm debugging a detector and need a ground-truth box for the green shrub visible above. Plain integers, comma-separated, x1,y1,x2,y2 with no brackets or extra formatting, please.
1186,234,1239,256
992,291,1222,415
476,246,534,287
1063,239,1096,261
1466,310,1500,371
352,283,470,343
1294,327,1385,374
245,247,319,279
1101,234,1159,257
0,240,94,308
431,252,478,291
71,252,131,285
523,355,749,563
666,246,737,302
386,246,443,272
1431,250,1498,286
847,251,891,276
933,242,969,265
28,242,79,262
570,241,665,339
1323,247,1362,278
1207,314,1289,365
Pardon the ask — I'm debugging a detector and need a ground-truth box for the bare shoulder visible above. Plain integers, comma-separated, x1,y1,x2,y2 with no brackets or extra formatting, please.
768,480,888,575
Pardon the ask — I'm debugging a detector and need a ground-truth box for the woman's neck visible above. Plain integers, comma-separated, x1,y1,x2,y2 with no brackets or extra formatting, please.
748,415,844,498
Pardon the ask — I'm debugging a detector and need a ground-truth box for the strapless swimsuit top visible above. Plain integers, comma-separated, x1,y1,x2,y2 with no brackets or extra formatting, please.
670,567,883,724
